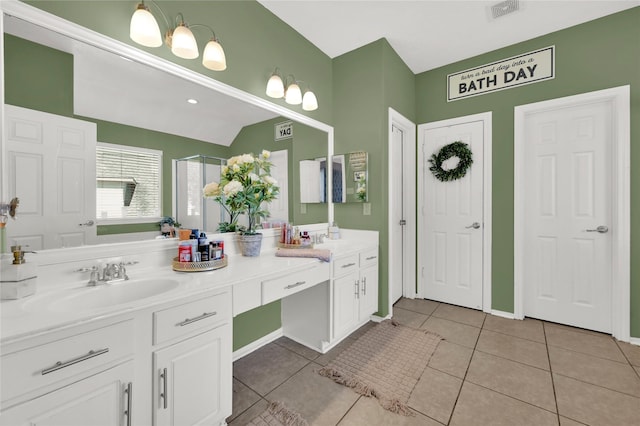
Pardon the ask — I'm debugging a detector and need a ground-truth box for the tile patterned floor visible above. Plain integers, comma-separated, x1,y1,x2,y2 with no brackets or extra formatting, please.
229,298,640,425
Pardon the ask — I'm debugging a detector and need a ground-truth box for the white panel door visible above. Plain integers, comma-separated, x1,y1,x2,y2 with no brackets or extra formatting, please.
523,100,612,333
390,125,405,303
153,327,231,426
421,121,484,310
4,105,96,250
265,149,288,222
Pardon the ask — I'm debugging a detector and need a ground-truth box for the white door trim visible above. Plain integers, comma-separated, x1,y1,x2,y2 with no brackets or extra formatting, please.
417,112,493,313
514,85,630,341
388,108,416,313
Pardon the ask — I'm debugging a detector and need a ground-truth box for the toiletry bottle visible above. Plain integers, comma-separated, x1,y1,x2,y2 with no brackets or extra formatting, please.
329,222,340,240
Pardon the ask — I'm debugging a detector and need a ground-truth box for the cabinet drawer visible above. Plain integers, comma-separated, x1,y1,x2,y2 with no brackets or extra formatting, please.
360,248,379,269
154,292,230,346
333,254,359,278
1,320,133,403
233,278,261,317
262,262,330,305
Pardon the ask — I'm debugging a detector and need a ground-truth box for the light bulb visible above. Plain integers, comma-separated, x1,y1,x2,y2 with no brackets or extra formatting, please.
302,90,318,111
171,24,199,59
285,83,302,105
130,3,162,47
202,39,226,71
266,73,285,98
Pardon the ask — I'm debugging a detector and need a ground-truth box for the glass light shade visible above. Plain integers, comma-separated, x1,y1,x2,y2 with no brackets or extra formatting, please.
302,90,318,111
266,74,285,98
202,39,227,71
171,25,199,59
285,83,302,105
130,4,162,47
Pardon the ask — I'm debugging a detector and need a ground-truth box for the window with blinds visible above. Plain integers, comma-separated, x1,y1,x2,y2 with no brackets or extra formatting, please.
96,142,162,222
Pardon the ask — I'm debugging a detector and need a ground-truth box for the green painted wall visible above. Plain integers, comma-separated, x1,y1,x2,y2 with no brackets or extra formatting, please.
24,0,333,124
416,7,640,336
232,300,281,351
332,39,415,316
4,34,73,115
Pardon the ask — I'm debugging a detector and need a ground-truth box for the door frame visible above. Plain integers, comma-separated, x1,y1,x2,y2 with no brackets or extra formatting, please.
514,86,630,341
387,108,416,312
417,112,493,313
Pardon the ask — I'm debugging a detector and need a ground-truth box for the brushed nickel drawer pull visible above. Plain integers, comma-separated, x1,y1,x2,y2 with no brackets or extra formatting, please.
341,262,356,268
355,279,360,298
41,347,109,375
362,277,367,295
285,281,306,290
176,311,217,327
366,256,377,260
125,382,133,426
160,368,168,409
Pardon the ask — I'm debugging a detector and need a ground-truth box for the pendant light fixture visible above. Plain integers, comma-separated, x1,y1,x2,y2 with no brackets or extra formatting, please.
284,77,302,105
302,89,318,111
265,68,319,111
129,2,162,47
266,69,285,98
129,1,227,71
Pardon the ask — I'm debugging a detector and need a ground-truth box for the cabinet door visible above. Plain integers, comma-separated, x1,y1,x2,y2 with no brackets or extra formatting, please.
153,326,232,426
359,264,379,321
333,273,359,339
0,361,133,426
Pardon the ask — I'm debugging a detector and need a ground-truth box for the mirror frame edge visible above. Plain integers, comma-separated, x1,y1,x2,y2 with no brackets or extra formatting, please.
0,0,335,229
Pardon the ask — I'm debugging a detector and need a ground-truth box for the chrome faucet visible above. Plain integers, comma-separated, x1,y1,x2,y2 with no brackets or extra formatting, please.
87,262,129,286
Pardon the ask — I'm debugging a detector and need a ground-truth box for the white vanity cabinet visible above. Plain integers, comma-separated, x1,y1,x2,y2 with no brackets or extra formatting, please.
0,361,134,426
0,319,135,426
358,248,379,321
151,292,232,426
332,254,360,339
331,245,379,343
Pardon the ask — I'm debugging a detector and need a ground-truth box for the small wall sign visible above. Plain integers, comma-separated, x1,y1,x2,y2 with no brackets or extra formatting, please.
447,46,555,102
275,121,293,141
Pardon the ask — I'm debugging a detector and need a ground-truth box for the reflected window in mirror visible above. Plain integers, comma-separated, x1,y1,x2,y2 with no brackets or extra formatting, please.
96,143,162,223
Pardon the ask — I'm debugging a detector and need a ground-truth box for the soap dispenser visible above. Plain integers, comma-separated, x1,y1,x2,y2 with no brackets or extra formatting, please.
328,222,340,240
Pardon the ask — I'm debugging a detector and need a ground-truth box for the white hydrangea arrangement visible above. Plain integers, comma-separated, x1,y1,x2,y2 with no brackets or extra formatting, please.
203,150,279,234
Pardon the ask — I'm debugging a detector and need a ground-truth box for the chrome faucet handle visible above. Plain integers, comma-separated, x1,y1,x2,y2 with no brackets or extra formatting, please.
118,261,129,281
88,266,99,286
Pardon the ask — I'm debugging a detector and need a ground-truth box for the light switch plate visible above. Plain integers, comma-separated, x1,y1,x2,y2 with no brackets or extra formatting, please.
363,203,371,215
300,203,307,214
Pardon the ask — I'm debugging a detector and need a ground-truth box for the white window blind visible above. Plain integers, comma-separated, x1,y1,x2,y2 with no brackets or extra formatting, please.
96,143,162,222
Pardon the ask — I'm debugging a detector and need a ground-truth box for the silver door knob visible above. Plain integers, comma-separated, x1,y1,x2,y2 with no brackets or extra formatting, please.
465,222,480,229
586,225,608,233
79,220,95,227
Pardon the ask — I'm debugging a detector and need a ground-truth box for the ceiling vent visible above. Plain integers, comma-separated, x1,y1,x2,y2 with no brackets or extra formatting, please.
491,0,520,19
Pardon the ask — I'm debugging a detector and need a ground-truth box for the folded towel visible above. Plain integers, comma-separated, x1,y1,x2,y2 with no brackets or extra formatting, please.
275,248,332,262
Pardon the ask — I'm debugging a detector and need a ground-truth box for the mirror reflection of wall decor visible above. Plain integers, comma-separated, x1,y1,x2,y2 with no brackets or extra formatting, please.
331,151,368,203
175,155,226,233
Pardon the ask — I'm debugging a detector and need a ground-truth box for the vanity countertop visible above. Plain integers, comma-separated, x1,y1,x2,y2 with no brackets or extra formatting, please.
0,238,375,345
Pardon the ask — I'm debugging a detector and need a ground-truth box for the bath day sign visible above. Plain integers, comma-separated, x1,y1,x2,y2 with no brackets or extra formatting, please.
447,46,555,101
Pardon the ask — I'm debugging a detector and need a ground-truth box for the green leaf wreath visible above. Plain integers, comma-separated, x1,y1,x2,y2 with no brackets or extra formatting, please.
428,141,473,182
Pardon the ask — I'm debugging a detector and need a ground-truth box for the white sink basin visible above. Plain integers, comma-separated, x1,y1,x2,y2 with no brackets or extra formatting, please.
25,278,181,313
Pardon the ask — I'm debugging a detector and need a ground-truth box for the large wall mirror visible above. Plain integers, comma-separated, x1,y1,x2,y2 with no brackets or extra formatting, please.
0,3,333,250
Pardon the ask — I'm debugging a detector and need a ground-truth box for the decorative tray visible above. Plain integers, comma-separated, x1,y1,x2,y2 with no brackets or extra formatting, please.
172,255,227,272
277,242,314,250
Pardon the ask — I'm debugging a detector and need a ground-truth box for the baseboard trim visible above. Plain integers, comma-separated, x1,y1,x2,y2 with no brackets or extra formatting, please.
490,310,516,320
232,328,283,361
371,314,391,323
629,337,640,346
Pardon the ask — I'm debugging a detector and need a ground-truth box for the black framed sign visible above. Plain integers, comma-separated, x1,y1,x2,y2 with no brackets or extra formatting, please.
447,46,555,102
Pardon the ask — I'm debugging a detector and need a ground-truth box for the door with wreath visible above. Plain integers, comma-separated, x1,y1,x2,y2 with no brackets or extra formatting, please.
418,119,485,310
